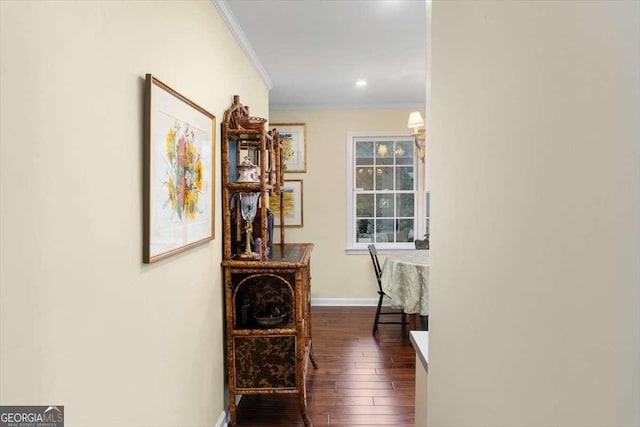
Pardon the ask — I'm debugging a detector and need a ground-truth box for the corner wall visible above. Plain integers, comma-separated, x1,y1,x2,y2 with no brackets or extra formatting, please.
428,1,639,425
0,1,268,425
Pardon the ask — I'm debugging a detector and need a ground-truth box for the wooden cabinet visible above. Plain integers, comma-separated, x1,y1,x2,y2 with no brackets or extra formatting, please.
222,244,316,425
221,96,317,426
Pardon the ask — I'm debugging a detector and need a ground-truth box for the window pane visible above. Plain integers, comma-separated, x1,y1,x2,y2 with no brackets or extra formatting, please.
395,140,414,165
355,167,373,190
376,141,394,165
375,219,394,242
376,194,394,217
396,219,415,242
357,219,373,242
396,167,413,190
396,193,414,217
425,191,430,216
425,191,430,237
356,141,373,165
375,167,394,191
356,194,374,217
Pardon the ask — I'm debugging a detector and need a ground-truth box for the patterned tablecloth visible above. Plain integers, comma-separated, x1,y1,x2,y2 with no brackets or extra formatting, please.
380,250,429,316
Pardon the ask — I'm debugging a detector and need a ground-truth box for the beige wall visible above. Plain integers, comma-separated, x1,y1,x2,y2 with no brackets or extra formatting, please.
270,109,422,301
0,1,267,426
429,1,639,425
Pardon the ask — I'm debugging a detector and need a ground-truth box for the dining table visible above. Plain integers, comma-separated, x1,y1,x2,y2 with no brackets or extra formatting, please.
379,249,429,330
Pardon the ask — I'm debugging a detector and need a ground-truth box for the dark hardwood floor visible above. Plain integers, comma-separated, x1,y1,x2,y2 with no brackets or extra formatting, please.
235,306,426,426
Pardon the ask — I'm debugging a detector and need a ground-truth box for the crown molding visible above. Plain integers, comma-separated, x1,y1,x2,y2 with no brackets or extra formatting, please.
270,103,426,111
212,0,273,90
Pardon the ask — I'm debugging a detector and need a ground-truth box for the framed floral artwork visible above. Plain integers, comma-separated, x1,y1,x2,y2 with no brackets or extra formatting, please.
269,180,303,227
273,123,306,173
143,74,215,263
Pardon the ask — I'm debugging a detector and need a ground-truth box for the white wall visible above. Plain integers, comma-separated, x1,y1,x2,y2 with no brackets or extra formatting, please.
428,1,639,425
0,1,268,426
269,109,422,302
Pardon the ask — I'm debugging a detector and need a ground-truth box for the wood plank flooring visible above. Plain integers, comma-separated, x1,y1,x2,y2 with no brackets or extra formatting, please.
234,306,426,426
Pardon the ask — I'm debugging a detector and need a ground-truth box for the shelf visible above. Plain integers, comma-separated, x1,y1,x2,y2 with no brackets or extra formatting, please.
231,326,297,336
234,315,296,333
221,95,285,262
226,127,273,134
226,182,274,193
227,133,273,144
226,128,262,137
223,243,313,268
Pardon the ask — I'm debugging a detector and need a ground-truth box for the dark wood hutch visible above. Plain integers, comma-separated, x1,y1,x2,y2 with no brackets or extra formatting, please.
221,96,317,426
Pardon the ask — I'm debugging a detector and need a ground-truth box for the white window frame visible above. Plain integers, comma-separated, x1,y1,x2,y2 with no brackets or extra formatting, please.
346,131,427,254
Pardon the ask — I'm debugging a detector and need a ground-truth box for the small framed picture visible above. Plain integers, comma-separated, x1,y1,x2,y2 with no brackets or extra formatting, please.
273,123,306,173
269,180,303,227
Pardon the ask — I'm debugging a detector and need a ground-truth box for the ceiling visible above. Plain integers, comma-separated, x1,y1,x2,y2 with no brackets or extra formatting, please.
217,0,427,110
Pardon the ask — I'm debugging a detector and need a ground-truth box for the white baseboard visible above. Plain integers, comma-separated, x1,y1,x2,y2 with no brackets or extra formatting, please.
217,395,243,427
311,298,388,306
215,410,227,427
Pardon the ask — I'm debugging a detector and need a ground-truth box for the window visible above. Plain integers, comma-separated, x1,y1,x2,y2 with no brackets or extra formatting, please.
347,132,427,252
425,191,430,238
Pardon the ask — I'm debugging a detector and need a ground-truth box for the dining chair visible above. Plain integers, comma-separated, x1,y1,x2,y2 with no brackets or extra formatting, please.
367,244,408,335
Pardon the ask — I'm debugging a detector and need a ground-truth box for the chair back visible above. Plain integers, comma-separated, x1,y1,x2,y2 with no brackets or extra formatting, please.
367,244,383,292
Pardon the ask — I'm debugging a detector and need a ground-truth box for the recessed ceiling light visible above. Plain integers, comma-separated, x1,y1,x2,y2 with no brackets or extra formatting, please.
356,79,367,87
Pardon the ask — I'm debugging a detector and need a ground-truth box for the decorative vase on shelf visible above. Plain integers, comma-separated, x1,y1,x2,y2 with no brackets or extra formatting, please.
237,156,259,183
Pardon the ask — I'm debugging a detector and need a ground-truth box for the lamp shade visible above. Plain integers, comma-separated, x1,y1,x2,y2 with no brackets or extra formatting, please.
407,111,425,130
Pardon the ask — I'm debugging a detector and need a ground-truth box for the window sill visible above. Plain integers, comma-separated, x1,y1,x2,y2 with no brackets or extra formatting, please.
346,246,415,255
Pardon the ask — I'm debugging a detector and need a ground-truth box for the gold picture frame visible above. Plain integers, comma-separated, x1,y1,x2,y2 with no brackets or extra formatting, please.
273,123,307,173
269,179,303,227
143,74,216,263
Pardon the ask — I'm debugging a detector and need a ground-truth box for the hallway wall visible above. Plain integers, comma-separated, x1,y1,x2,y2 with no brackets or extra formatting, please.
428,1,639,425
0,1,268,425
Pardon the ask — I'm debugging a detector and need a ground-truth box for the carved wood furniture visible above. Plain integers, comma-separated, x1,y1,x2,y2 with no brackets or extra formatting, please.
221,96,317,426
